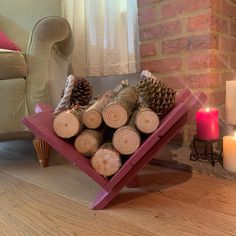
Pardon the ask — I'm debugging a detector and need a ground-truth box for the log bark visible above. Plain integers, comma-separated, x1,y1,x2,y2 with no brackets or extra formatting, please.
135,106,160,134
112,112,141,155
53,107,84,139
74,129,103,156
91,142,121,177
82,90,115,129
102,86,139,128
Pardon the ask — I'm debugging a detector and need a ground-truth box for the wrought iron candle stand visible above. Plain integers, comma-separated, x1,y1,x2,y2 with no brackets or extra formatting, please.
190,135,222,166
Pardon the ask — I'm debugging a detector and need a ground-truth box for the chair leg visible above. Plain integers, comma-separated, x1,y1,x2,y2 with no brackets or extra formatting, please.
33,137,51,168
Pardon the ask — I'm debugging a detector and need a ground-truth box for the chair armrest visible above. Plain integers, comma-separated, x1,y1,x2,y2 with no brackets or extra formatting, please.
26,16,74,114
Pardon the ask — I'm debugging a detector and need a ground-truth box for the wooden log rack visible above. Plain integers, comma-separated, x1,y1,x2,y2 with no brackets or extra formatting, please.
22,89,206,210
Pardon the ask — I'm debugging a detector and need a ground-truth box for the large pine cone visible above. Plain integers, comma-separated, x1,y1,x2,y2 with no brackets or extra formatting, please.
70,77,93,106
137,71,176,118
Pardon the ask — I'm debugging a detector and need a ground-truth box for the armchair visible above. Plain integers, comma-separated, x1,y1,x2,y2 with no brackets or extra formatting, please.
0,16,73,166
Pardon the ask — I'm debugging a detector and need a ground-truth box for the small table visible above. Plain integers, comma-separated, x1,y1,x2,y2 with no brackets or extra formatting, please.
190,135,222,166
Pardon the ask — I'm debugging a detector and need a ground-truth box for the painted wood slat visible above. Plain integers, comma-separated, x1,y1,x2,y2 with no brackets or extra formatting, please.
92,92,207,209
22,112,108,188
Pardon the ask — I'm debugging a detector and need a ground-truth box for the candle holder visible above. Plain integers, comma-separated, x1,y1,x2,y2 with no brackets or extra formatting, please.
190,135,222,166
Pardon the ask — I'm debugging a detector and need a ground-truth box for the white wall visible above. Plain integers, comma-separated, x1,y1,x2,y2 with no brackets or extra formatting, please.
0,0,61,51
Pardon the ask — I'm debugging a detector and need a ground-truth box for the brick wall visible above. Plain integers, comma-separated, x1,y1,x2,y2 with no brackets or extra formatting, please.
138,0,236,144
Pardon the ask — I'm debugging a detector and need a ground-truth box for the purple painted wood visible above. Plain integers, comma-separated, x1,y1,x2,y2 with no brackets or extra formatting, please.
126,175,138,188
105,89,191,192
22,112,108,188
22,89,207,210
35,103,53,113
175,89,191,105
92,92,207,210
92,189,111,210
93,115,190,209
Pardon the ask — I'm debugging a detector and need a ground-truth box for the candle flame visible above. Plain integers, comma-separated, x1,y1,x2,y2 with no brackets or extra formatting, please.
206,107,210,112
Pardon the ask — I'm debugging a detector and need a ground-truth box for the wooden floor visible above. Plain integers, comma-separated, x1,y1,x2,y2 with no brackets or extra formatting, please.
1,141,236,235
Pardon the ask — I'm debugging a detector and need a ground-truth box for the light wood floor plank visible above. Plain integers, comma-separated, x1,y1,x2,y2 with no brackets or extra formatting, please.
1,140,236,235
0,171,153,236
106,189,236,236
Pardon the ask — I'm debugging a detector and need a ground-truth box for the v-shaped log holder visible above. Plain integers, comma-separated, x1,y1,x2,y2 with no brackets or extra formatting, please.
22,89,206,210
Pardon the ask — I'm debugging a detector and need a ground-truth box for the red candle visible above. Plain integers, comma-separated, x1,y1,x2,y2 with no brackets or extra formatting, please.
196,107,219,140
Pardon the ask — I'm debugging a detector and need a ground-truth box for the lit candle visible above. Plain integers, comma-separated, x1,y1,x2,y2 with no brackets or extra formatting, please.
196,107,219,140
226,80,236,125
223,132,236,172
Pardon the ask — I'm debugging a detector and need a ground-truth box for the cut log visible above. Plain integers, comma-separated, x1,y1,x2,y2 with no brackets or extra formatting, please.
91,142,121,177
74,129,103,156
82,90,115,129
102,86,139,128
135,107,160,134
112,112,141,155
53,107,84,138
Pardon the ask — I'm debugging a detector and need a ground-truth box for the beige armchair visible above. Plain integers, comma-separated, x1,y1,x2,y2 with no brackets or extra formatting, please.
0,16,73,166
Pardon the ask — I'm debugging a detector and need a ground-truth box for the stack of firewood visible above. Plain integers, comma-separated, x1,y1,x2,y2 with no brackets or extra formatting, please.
53,71,176,177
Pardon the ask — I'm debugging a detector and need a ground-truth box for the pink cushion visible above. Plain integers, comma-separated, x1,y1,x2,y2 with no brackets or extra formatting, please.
0,32,21,51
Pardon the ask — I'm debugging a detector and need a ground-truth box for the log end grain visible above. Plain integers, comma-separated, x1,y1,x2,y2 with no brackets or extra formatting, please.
74,129,103,156
53,111,81,138
102,102,128,128
112,126,141,155
91,147,121,177
82,109,102,129
135,108,160,134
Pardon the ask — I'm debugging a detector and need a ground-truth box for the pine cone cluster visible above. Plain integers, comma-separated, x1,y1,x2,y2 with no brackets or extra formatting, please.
137,72,176,118
70,77,93,106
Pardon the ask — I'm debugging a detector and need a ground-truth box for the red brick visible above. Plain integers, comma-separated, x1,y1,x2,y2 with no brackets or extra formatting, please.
163,75,185,89
138,7,158,25
211,14,229,34
189,73,221,89
140,20,182,41
187,34,219,50
231,20,236,37
138,0,161,7
141,57,182,73
220,36,236,53
187,13,211,32
164,73,221,89
140,43,157,57
222,0,236,18
186,73,221,88
222,72,236,82
162,34,218,55
162,38,187,55
210,0,221,13
231,56,236,68
211,53,228,68
207,90,226,105
188,52,228,69
161,0,210,19
188,52,211,69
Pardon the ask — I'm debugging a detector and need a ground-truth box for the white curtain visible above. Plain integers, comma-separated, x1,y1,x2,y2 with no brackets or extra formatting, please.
61,0,139,77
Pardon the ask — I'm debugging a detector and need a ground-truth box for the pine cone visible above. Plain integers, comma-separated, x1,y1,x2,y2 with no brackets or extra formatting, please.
137,71,176,118
70,77,93,106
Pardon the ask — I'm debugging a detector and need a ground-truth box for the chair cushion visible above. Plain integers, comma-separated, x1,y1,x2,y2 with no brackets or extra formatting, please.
0,31,22,51
0,49,27,80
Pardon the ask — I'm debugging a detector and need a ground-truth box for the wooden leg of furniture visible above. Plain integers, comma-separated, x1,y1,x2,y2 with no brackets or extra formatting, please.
33,137,51,168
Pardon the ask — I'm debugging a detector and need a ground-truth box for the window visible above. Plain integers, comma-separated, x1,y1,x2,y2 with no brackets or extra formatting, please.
62,0,139,77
